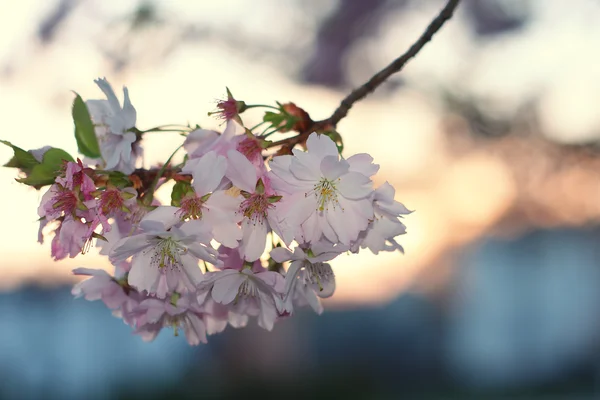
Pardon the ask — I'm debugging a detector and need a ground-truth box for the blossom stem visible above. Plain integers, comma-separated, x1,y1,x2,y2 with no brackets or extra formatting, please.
142,144,184,206
244,104,279,111
138,125,193,134
261,129,279,138
146,129,190,133
249,121,268,131
260,124,274,135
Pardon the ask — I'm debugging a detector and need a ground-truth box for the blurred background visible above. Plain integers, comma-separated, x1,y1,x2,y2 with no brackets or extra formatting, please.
1,0,600,398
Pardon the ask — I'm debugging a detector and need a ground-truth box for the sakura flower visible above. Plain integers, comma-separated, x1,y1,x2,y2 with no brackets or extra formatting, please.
271,242,345,315
50,214,103,260
269,133,375,245
196,264,285,331
226,149,284,261
39,197,96,260
83,186,137,243
38,184,73,226
111,207,218,298
98,186,136,216
183,120,243,160
96,196,155,267
86,78,139,174
36,159,112,255
133,293,218,346
72,266,143,328
208,87,247,124
352,182,411,254
217,244,250,271
235,134,269,175
39,159,96,220
180,151,242,247
56,159,96,198
44,203,110,260
37,184,64,244
71,268,132,310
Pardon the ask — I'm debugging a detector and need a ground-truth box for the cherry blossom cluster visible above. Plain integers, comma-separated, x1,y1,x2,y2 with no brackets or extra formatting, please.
3,78,410,345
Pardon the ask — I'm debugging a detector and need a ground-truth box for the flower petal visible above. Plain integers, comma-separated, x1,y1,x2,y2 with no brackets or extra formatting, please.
191,152,228,195
94,78,121,113
347,153,380,177
290,151,320,181
128,251,159,293
303,285,324,314
110,234,151,261
337,172,373,199
211,271,245,304
225,150,256,192
183,129,219,159
180,253,204,287
283,191,315,227
142,206,180,229
183,314,208,345
240,219,268,261
283,261,303,300
270,247,294,263
320,155,349,180
306,132,338,160
121,87,137,129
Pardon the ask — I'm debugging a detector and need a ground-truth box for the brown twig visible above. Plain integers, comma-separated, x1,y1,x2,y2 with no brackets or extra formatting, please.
268,0,460,150
327,0,460,126
132,0,460,183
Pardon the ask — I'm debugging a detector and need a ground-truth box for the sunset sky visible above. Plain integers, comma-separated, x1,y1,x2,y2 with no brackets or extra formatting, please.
1,0,599,305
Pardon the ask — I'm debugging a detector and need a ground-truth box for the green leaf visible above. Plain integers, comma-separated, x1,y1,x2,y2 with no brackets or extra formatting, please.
107,171,130,188
2,140,74,189
263,111,285,125
72,93,101,158
42,148,74,171
16,163,57,188
15,147,74,189
0,140,40,171
171,181,192,207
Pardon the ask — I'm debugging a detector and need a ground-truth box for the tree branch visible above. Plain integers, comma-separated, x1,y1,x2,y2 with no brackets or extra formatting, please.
132,0,461,182
268,0,460,150
327,0,460,127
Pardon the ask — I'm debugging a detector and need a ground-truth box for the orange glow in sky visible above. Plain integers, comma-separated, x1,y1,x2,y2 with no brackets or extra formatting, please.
1,0,600,307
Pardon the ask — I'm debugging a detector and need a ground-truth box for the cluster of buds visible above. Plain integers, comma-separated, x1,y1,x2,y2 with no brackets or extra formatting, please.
3,78,411,345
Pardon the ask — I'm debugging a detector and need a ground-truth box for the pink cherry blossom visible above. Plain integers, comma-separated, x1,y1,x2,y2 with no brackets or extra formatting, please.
111,207,218,298
86,78,139,174
218,245,256,271
56,159,96,199
17,79,417,347
51,216,90,260
181,151,242,247
38,184,66,224
225,149,284,261
351,182,411,254
71,268,132,310
183,120,243,160
271,242,345,314
196,265,284,331
132,294,218,346
269,133,375,246
235,134,268,175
